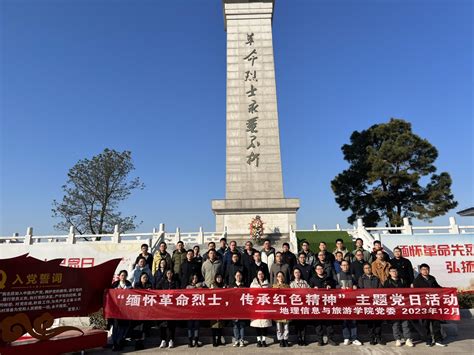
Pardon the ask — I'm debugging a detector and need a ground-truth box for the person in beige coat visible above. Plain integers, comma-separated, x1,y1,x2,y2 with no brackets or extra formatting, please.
250,270,272,347
273,272,290,347
371,250,391,284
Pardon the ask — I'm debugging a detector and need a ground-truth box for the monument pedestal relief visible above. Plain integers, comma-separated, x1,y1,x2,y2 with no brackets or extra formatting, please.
212,0,299,239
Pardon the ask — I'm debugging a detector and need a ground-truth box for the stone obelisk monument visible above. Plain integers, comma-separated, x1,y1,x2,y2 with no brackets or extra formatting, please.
212,0,299,238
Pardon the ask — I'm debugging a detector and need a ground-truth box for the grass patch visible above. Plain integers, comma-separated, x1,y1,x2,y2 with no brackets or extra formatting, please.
296,231,353,253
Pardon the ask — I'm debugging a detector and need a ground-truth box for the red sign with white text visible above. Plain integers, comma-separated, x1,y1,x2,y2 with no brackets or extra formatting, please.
104,288,460,321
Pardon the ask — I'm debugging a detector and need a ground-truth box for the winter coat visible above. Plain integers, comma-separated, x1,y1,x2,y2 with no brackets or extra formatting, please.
248,261,269,286
225,262,245,286
241,248,257,272
350,247,372,263
152,252,172,275
261,247,276,271
134,253,154,270
156,278,178,290
370,249,390,262
389,257,414,285
336,271,356,288
270,262,290,285
250,278,272,328
319,260,337,281
294,263,313,282
129,265,152,285
201,258,223,287
153,268,168,288
300,250,316,267
133,280,153,289
180,259,201,288
350,259,365,282
281,251,297,270
371,259,391,284
358,274,380,289
172,249,187,275
383,277,407,288
413,274,442,288
309,274,336,289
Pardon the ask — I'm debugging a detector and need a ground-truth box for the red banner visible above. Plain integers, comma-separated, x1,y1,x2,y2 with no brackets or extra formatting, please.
104,287,460,321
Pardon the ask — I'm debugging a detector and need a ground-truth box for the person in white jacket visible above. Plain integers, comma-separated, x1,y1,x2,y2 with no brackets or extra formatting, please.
250,270,272,347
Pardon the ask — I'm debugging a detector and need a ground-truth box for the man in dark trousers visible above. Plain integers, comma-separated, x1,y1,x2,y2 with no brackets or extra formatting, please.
389,247,414,286
413,263,447,347
294,252,313,282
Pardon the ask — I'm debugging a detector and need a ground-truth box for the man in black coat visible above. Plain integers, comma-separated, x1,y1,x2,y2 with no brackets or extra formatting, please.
294,252,313,282
281,242,297,271
224,252,245,286
350,250,366,282
180,249,200,288
309,264,337,289
241,241,257,275
248,250,269,285
413,263,446,347
389,247,414,286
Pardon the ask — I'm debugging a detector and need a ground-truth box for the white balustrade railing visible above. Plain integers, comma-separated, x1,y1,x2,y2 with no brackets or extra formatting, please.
1,216,472,249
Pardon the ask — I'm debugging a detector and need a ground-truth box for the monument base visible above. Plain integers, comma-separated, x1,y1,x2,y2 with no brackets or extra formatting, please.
211,198,300,240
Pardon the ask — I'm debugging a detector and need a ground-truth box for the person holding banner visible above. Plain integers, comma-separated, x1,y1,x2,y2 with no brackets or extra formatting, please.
413,264,447,347
383,267,413,347
389,247,414,286
358,263,384,345
186,273,204,348
273,271,290,347
290,268,310,346
230,270,246,347
337,260,362,346
210,274,226,347
110,270,132,351
250,269,272,347
157,269,178,349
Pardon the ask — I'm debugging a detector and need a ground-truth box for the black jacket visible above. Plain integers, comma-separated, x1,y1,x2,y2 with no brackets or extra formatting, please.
281,251,297,270
248,261,269,286
389,257,414,285
157,278,178,290
413,274,441,288
350,259,365,282
309,274,337,289
241,249,257,272
225,262,245,286
134,253,154,270
180,259,201,288
383,277,407,288
358,274,380,289
133,281,153,289
294,263,313,282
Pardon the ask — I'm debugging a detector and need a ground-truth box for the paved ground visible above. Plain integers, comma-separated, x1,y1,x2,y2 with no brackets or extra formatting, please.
81,318,473,354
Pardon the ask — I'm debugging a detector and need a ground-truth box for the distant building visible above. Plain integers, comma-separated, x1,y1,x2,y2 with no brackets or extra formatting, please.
457,207,474,217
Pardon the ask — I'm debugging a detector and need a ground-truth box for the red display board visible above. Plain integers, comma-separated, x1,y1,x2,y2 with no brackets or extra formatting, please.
0,254,120,344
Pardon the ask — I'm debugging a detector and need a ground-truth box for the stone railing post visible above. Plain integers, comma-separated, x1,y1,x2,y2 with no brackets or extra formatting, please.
222,226,228,239
198,226,205,245
113,225,121,243
402,217,413,235
312,224,317,231
336,224,341,231
67,226,76,244
25,227,33,245
449,216,460,234
175,227,181,243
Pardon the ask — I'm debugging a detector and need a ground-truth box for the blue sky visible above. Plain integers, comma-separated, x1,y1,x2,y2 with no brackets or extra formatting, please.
1,0,472,235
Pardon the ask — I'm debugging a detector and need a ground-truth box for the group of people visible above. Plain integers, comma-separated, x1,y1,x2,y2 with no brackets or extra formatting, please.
109,237,447,351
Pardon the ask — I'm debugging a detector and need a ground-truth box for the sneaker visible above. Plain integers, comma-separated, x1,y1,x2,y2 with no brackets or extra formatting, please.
343,339,351,345
352,339,362,346
425,340,433,347
434,342,447,347
239,339,245,347
234,341,240,347
262,340,268,347
168,340,174,348
159,340,167,348
257,340,262,347
395,339,402,347
406,339,414,347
